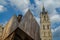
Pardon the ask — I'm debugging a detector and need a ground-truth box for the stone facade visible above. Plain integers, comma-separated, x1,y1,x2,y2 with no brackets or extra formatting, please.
40,6,52,40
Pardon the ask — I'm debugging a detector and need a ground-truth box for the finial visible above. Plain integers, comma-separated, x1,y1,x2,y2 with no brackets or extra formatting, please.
42,3,45,12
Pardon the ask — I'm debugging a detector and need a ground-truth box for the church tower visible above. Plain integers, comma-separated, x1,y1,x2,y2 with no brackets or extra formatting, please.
40,6,52,40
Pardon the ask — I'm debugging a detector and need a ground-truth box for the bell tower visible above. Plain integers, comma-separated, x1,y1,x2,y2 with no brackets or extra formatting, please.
40,6,52,40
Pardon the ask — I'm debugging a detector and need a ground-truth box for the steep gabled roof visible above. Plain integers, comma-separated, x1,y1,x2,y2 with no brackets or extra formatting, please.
2,15,18,40
19,9,40,40
2,9,40,40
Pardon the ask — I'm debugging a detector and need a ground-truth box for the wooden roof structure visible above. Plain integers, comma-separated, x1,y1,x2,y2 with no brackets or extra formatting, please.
2,15,18,40
2,9,40,40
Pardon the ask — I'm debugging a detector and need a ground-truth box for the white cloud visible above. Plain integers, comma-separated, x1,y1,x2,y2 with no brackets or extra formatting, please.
51,29,55,33
0,5,7,12
3,21,7,27
55,26,60,32
51,26,60,33
52,26,60,36
8,0,29,13
0,0,7,5
35,0,60,11
50,14,60,22
51,25,59,33
51,26,60,40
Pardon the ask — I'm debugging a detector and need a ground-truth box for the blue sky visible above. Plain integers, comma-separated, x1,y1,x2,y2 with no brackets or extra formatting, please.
0,0,60,40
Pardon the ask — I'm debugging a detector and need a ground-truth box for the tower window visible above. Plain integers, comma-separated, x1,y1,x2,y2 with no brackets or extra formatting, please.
44,16,45,18
47,25,49,29
48,32,51,36
43,25,45,30
44,32,46,37
44,16,46,21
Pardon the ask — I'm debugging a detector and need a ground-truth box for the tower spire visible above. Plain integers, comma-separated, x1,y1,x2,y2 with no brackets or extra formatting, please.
40,3,52,40
42,4,45,12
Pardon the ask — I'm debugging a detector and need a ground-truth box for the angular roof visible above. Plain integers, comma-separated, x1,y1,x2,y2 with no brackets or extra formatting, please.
19,10,40,40
2,9,40,40
2,15,18,40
